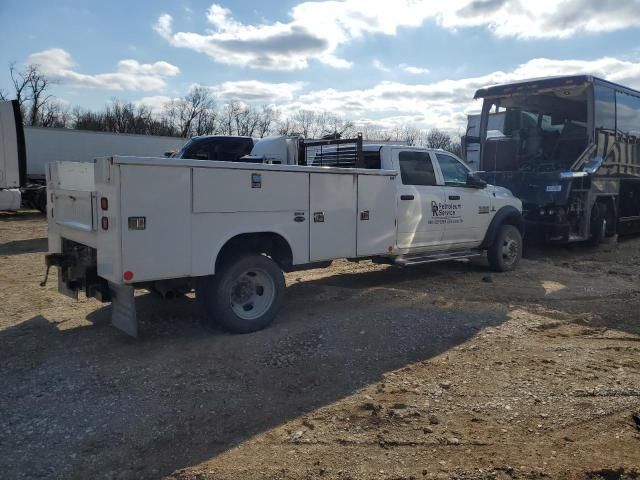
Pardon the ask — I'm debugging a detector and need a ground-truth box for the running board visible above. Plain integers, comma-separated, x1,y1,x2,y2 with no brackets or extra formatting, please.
394,250,482,266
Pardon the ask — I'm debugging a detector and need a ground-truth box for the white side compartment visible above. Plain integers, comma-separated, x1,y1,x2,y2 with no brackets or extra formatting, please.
356,174,397,256
309,173,357,262
193,167,307,213
120,165,191,282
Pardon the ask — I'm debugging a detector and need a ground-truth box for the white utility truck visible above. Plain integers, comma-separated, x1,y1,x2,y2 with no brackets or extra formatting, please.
45,136,524,337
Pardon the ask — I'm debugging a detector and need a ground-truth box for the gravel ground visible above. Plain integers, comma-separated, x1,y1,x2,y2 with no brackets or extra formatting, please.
0,211,639,480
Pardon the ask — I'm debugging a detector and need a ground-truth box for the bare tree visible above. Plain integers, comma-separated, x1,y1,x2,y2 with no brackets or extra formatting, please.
39,101,70,128
425,128,452,150
256,105,279,138
27,66,54,126
321,113,355,139
400,126,422,146
276,116,293,136
9,63,55,126
291,110,317,138
0,88,7,101
219,101,242,135
169,86,216,137
9,63,32,120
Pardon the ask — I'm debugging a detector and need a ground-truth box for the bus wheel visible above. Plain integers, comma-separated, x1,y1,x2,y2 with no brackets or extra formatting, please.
589,203,606,245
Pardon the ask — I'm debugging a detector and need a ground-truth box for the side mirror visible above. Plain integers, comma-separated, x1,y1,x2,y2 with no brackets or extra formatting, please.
466,172,487,189
464,135,480,145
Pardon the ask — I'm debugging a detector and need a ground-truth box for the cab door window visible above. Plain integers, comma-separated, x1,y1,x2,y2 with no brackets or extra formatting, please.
435,153,469,186
398,151,438,185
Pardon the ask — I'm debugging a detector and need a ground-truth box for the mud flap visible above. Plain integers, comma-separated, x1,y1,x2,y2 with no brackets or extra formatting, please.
109,283,137,337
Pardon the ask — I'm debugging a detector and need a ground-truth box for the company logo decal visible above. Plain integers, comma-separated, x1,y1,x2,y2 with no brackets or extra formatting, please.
429,200,463,225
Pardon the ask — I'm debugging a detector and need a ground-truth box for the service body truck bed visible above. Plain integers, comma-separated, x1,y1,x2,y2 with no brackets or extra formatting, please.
46,140,524,337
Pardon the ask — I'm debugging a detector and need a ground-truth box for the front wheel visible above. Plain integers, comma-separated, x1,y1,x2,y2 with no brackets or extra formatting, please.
196,253,285,333
588,203,607,245
487,224,522,272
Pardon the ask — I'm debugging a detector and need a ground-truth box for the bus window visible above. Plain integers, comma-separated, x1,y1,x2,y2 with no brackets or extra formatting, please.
594,84,616,132
616,91,640,137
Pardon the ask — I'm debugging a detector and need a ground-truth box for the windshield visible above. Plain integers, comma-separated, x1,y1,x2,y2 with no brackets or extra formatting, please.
480,86,589,173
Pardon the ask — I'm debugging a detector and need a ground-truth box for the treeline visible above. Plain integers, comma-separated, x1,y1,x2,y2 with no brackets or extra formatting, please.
1,63,462,155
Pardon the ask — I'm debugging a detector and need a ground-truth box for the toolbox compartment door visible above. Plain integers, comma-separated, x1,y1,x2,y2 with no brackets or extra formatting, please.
49,161,97,234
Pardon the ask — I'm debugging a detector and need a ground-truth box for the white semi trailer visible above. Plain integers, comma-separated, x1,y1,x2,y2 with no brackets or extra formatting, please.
45,135,524,337
0,100,186,212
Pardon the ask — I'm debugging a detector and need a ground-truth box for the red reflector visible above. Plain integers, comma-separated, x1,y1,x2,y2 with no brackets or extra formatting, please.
100,197,108,210
123,271,134,282
101,216,109,230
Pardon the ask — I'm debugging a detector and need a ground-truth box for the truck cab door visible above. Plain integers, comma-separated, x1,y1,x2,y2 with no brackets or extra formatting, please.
393,149,446,250
433,152,492,246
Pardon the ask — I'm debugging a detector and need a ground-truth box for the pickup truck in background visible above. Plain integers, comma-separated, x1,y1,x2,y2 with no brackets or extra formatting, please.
45,136,524,337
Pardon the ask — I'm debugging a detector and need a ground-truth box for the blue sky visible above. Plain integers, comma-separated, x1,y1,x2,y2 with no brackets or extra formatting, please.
1,0,640,129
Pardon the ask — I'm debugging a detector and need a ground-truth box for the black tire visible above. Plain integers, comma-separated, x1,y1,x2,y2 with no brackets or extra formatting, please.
34,188,47,214
588,203,606,246
195,253,285,333
487,224,522,272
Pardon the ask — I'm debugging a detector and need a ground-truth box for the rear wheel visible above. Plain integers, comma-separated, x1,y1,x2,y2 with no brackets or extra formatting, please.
196,253,285,333
34,188,47,214
487,224,522,272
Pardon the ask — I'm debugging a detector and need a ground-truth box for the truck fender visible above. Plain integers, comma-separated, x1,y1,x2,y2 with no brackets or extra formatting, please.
211,230,294,275
480,206,525,249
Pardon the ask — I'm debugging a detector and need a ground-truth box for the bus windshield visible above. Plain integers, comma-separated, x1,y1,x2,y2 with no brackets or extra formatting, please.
481,86,589,173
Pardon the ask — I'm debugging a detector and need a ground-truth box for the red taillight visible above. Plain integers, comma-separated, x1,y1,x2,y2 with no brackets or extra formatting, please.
101,216,109,230
123,271,134,282
100,197,108,210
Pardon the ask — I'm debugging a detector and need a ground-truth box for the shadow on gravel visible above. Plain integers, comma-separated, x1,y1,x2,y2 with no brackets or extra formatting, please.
0,237,47,256
0,265,508,480
0,210,43,222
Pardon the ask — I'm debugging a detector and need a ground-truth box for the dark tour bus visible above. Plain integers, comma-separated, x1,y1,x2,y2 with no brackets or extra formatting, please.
472,75,640,243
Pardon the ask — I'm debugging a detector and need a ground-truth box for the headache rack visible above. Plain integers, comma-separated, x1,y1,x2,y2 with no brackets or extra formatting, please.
300,133,363,168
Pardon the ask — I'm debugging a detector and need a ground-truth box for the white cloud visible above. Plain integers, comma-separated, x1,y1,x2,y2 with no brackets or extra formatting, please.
133,95,178,112
155,1,640,70
282,56,640,130
372,59,391,73
399,63,430,75
131,55,640,132
27,48,180,91
207,80,305,102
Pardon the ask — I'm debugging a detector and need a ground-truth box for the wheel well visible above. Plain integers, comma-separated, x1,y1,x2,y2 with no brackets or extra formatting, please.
595,196,617,235
481,207,525,249
216,233,293,272
502,213,525,236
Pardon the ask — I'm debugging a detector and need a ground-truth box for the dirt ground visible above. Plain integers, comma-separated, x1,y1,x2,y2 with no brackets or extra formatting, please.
1,211,639,480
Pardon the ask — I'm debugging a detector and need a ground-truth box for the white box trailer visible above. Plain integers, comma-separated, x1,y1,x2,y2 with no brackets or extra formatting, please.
23,126,186,180
0,100,186,212
45,138,524,337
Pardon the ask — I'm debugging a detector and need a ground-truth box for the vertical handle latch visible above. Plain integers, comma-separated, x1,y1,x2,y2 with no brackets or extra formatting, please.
360,210,370,221
313,212,325,223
